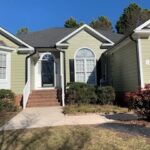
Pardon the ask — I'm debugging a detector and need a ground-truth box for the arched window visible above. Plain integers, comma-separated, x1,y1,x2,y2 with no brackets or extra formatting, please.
42,54,54,62
75,48,96,84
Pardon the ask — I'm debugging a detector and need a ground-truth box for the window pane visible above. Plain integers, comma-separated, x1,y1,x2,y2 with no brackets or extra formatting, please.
0,54,6,67
76,73,85,82
0,53,6,79
86,72,96,84
0,68,6,79
76,60,84,72
86,59,95,72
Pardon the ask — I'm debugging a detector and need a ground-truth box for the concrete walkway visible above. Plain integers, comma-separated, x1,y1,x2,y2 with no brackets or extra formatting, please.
0,107,114,131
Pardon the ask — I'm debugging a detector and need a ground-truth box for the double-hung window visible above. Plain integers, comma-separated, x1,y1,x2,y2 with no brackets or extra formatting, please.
0,53,6,79
75,48,96,84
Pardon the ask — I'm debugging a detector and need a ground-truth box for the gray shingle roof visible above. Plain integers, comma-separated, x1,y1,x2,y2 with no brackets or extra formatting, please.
18,27,124,48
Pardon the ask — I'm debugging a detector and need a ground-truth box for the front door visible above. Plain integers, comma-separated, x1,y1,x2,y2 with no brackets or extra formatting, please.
41,54,54,87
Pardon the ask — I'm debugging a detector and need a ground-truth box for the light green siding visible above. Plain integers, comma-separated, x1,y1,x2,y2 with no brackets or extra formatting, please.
65,30,106,84
107,40,139,92
141,37,150,84
11,52,27,94
0,34,19,48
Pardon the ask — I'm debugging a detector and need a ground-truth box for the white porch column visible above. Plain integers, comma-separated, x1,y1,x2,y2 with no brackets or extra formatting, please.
60,51,65,106
137,38,144,88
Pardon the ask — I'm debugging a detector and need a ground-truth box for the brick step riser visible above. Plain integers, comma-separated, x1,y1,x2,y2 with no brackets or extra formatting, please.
32,92,57,95
27,89,60,107
29,95,57,99
28,100,59,103
27,102,60,105
27,104,60,107
27,101,60,105
28,98,59,101
32,91,57,94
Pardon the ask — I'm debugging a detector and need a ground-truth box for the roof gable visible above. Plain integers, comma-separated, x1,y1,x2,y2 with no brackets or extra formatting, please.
0,27,34,52
56,24,114,47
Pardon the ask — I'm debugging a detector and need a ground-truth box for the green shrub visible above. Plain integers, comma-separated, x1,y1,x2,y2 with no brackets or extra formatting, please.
66,82,97,104
0,89,17,112
96,86,115,105
126,86,150,120
0,89,15,100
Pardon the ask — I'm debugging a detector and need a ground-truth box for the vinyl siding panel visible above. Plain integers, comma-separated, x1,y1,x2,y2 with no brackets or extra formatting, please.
11,52,27,94
107,41,139,92
65,30,106,84
0,34,19,48
141,37,150,84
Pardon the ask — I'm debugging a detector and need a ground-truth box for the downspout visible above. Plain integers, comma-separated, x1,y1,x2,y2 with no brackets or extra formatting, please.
25,49,36,83
56,48,66,92
129,33,143,89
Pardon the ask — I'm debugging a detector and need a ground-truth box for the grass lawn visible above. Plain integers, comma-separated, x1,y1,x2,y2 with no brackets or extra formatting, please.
0,125,150,150
0,111,18,127
63,104,129,115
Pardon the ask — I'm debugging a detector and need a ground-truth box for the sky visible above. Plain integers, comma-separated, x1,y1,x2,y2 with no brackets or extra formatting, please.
1,0,150,34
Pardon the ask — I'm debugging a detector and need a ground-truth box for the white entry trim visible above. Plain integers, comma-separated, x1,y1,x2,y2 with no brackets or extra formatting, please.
35,52,56,89
137,39,144,88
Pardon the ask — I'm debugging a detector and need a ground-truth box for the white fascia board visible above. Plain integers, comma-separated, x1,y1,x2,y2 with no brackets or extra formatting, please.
134,30,150,35
0,46,16,51
56,24,114,46
0,27,34,51
101,43,114,46
134,19,150,31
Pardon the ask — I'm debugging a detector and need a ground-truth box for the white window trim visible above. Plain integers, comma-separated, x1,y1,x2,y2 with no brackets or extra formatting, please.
0,51,11,89
74,47,97,85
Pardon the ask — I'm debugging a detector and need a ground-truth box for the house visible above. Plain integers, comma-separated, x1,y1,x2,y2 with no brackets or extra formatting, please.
0,19,150,108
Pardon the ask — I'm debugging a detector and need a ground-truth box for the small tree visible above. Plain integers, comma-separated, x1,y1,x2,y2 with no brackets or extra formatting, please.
64,17,80,28
116,3,150,34
16,27,29,36
90,16,112,31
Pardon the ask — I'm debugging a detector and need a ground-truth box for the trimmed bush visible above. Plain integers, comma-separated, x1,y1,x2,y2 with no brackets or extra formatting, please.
66,82,97,104
126,86,150,120
0,89,15,100
96,86,116,105
0,89,17,112
66,82,116,105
